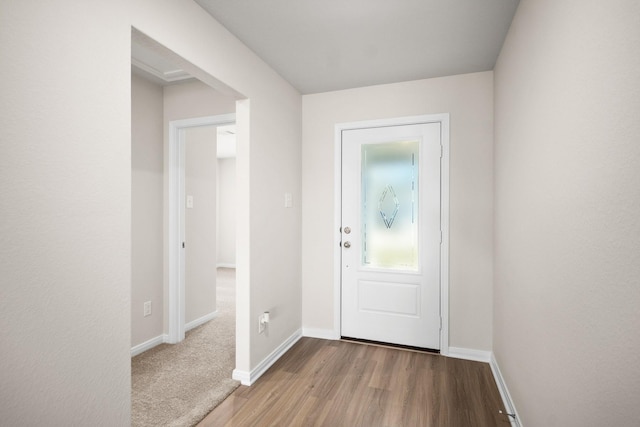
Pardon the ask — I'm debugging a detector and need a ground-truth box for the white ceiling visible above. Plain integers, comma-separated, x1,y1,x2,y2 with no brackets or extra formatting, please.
130,3,515,167
195,0,520,94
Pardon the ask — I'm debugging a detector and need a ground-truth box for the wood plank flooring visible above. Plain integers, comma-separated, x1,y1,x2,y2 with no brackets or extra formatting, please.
198,338,510,427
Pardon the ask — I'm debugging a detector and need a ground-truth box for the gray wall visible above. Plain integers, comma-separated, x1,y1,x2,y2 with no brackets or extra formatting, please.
131,73,164,346
184,126,218,325
493,0,640,425
0,2,132,424
217,157,237,267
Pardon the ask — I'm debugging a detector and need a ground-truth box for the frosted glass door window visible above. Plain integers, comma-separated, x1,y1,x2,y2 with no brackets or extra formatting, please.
361,141,419,270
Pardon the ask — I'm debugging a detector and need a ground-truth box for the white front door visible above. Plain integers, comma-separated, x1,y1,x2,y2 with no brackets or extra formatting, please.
341,122,442,350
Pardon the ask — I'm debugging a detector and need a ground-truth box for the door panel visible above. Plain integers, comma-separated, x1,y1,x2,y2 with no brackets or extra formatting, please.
358,280,420,317
341,122,441,349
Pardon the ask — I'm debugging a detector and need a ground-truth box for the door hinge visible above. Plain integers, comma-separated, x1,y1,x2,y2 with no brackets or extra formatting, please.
182,242,185,248
440,316,443,330
440,144,443,159
440,230,443,244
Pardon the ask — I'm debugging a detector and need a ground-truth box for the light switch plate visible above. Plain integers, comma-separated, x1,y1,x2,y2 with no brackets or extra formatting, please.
143,301,151,317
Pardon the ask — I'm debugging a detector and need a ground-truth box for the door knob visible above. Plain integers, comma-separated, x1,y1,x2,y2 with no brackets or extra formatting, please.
343,241,351,248
344,226,351,234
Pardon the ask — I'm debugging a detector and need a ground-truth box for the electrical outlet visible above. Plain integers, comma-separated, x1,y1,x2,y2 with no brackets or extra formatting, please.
144,301,152,317
258,312,270,334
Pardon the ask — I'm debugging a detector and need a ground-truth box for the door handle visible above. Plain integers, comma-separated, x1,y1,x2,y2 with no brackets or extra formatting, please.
343,241,351,249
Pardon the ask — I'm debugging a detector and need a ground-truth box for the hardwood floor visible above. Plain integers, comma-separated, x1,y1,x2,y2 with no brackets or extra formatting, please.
198,338,509,427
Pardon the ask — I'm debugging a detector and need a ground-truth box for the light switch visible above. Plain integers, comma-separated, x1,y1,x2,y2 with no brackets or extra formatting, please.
186,195,194,209
284,193,293,208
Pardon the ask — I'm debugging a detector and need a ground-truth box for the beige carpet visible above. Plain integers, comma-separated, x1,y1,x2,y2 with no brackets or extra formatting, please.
132,268,239,427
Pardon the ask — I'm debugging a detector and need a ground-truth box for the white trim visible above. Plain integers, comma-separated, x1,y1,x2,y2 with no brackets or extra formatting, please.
130,334,169,357
302,328,340,340
490,353,522,427
448,347,492,363
232,329,302,386
131,57,192,84
333,124,343,348
333,114,450,354
168,114,236,344
167,119,184,344
185,310,218,332
216,263,236,269
439,116,450,355
230,368,251,386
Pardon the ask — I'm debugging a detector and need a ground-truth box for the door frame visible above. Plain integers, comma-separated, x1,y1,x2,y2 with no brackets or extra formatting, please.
167,113,236,343
333,114,450,355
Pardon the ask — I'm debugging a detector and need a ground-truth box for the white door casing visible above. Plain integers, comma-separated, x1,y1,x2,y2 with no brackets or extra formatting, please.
168,113,235,344
334,114,449,353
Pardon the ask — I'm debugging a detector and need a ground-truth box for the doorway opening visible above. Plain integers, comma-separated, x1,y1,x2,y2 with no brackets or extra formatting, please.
130,25,248,425
167,114,236,343
130,21,253,404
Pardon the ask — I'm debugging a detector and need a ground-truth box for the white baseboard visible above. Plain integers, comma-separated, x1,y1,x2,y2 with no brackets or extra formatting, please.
448,347,492,363
302,327,340,340
131,311,218,357
232,329,302,386
490,353,522,427
185,310,218,332
216,263,236,269
231,368,251,386
131,334,169,357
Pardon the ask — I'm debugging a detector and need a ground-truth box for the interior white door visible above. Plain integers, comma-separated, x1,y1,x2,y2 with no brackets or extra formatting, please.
341,122,441,349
